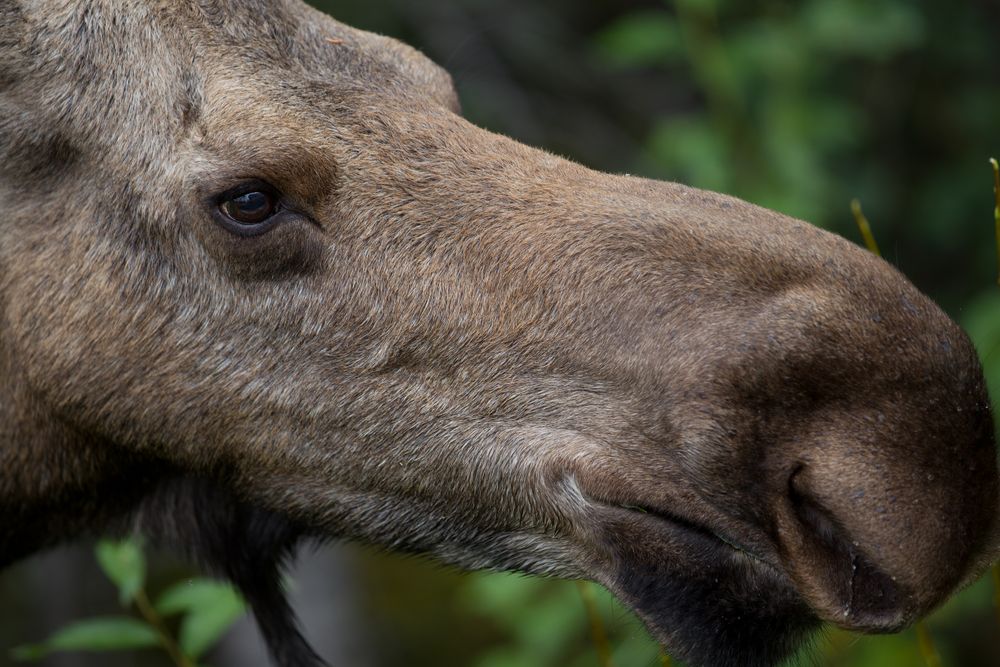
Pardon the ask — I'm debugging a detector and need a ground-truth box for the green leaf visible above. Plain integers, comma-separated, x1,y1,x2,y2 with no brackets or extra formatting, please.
155,578,245,617
179,599,246,659
10,617,159,661
673,0,723,13
594,11,683,68
960,289,1000,399
800,0,925,60
163,581,247,659
9,645,46,661
95,538,146,606
647,115,731,192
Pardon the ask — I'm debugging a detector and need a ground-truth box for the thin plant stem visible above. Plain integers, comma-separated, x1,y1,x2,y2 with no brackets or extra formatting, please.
992,158,1000,635
133,588,194,667
992,564,1000,634
575,581,616,667
915,621,943,667
851,199,881,256
990,158,1000,285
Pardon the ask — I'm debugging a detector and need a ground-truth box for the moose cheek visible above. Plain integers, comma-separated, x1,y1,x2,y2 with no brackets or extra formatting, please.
196,213,326,280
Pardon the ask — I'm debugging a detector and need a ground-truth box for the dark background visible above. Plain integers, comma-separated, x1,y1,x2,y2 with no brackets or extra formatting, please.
3,0,1000,665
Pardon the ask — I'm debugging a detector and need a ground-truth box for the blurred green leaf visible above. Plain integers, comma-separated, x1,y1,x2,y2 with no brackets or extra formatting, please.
94,538,146,606
594,11,683,68
648,115,730,191
172,582,246,659
462,572,546,615
727,21,806,83
800,0,925,60
11,617,159,660
961,289,1000,398
673,0,722,13
155,578,242,617
476,646,545,667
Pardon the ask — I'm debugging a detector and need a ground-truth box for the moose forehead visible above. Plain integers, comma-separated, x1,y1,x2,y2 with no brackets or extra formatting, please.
1,0,458,185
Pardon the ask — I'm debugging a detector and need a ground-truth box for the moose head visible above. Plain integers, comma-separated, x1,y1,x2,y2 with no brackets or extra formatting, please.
1,1,997,665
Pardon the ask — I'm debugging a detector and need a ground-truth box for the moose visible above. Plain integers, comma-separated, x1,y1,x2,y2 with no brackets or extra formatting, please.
1,0,997,665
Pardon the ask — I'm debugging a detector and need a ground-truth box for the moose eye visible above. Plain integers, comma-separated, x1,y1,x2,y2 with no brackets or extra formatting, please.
220,190,278,225
213,183,287,236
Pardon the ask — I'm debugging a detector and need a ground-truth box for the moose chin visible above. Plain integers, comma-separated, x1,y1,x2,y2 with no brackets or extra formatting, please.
1,1,997,666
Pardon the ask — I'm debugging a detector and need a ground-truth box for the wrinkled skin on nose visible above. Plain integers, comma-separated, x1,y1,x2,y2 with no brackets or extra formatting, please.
0,2,997,667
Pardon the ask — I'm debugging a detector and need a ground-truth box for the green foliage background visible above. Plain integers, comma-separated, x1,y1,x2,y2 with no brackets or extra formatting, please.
303,0,1000,665
11,539,247,667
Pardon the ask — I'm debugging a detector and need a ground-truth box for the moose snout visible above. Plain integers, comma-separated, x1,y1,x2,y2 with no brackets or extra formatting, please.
780,469,912,631
770,383,999,632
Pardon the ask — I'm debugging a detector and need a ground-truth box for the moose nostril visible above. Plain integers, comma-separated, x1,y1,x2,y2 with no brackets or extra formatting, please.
787,469,909,631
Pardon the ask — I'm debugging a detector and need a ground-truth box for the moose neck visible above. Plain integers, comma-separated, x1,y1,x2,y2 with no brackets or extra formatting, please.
0,325,323,665
0,332,134,565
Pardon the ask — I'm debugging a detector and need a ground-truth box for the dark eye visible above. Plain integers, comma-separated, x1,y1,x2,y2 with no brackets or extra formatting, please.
220,190,278,225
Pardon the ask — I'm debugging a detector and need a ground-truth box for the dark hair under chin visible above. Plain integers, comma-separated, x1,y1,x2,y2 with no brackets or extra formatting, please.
616,553,819,667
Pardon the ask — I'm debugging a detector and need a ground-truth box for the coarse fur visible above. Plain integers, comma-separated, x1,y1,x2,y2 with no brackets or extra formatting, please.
0,1,998,666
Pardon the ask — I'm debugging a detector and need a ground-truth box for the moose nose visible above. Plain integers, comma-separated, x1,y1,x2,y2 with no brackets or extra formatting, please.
775,417,998,633
783,470,910,631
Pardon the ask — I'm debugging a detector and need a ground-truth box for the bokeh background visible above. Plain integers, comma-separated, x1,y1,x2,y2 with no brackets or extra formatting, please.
2,0,1000,665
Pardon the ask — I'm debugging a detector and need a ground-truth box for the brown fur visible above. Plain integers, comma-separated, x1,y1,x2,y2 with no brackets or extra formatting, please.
1,2,997,666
